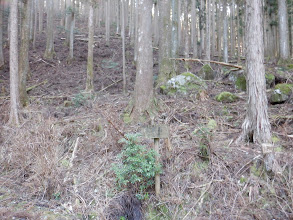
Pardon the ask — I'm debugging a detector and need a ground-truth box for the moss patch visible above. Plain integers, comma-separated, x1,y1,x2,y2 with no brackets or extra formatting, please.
270,83,293,104
235,75,246,91
162,72,206,96
215,92,239,103
265,73,275,88
198,64,214,80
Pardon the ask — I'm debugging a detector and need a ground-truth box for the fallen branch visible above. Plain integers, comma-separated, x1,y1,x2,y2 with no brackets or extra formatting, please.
97,79,122,94
170,58,243,69
26,80,48,92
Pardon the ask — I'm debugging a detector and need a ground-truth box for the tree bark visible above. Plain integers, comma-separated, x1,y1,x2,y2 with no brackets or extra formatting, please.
205,0,210,61
191,0,198,58
38,0,44,33
184,0,190,58
121,0,126,94
241,0,274,171
223,0,228,63
44,0,55,59
86,1,95,92
67,0,75,63
132,0,154,119
158,0,172,84
278,0,290,61
19,0,31,107
0,0,4,68
9,0,20,125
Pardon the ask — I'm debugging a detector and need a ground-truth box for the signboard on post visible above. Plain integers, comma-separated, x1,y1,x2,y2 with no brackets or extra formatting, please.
142,124,169,197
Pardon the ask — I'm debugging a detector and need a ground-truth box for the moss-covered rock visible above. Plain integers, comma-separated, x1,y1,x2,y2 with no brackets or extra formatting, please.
198,64,215,80
215,92,239,103
235,75,246,91
270,83,293,104
265,73,275,88
161,72,206,96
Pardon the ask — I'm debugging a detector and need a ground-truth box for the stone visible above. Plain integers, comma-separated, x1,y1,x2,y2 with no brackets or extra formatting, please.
161,72,206,96
270,83,293,104
198,64,214,80
215,91,239,103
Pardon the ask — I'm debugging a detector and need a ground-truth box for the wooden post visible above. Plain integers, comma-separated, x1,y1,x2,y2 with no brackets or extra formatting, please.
154,138,160,196
142,125,169,197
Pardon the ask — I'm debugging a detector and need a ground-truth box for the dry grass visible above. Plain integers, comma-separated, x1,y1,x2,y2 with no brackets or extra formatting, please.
0,92,292,219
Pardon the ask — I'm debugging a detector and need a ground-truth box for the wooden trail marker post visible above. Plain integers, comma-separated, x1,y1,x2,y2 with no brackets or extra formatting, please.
142,125,169,197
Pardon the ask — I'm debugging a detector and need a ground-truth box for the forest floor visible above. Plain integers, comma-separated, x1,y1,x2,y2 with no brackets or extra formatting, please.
0,19,293,220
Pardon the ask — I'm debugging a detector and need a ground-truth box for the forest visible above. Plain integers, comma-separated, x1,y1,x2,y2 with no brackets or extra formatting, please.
0,0,292,219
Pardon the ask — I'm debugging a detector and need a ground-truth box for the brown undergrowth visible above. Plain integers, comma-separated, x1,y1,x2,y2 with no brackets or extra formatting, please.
0,92,292,219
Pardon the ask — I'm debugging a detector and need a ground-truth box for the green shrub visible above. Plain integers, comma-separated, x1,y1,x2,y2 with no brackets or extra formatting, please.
113,133,162,199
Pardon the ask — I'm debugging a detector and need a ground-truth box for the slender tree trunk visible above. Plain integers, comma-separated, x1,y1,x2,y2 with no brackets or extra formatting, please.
65,0,72,47
211,0,215,58
230,0,235,57
0,0,4,68
241,0,274,171
86,2,95,92
191,0,198,58
153,2,159,47
205,0,210,61
106,0,110,46
158,0,172,84
116,0,120,34
68,0,75,63
278,0,290,61
9,0,20,125
33,0,38,49
19,0,31,107
184,0,190,58
38,0,44,33
217,1,222,59
44,0,55,59
171,0,179,73
60,0,65,26
132,0,154,119
178,1,181,50
199,0,204,58
121,0,126,94
223,0,228,62
134,2,138,62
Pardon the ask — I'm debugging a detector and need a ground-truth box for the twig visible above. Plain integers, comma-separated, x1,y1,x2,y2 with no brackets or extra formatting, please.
26,80,48,92
182,180,212,219
170,57,243,69
97,79,122,94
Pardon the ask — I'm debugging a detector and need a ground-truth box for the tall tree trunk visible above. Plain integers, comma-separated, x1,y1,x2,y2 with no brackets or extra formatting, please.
86,1,95,92
153,2,159,47
191,0,198,58
158,0,172,84
211,0,215,58
223,0,228,62
67,0,75,63
0,0,4,68
205,0,210,61
44,0,55,59
38,0,44,33
241,0,274,171
106,0,110,46
9,0,20,125
184,0,190,58
132,0,153,119
178,1,181,50
230,0,235,57
199,0,205,58
19,0,31,107
121,0,126,94
171,0,179,73
278,0,290,61
33,0,38,49
217,0,222,59
65,0,72,47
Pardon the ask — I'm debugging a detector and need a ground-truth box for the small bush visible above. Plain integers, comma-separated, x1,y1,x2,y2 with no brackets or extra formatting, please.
112,133,162,199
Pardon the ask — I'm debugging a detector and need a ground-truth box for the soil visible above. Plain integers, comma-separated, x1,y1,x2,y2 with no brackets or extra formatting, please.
0,16,292,220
